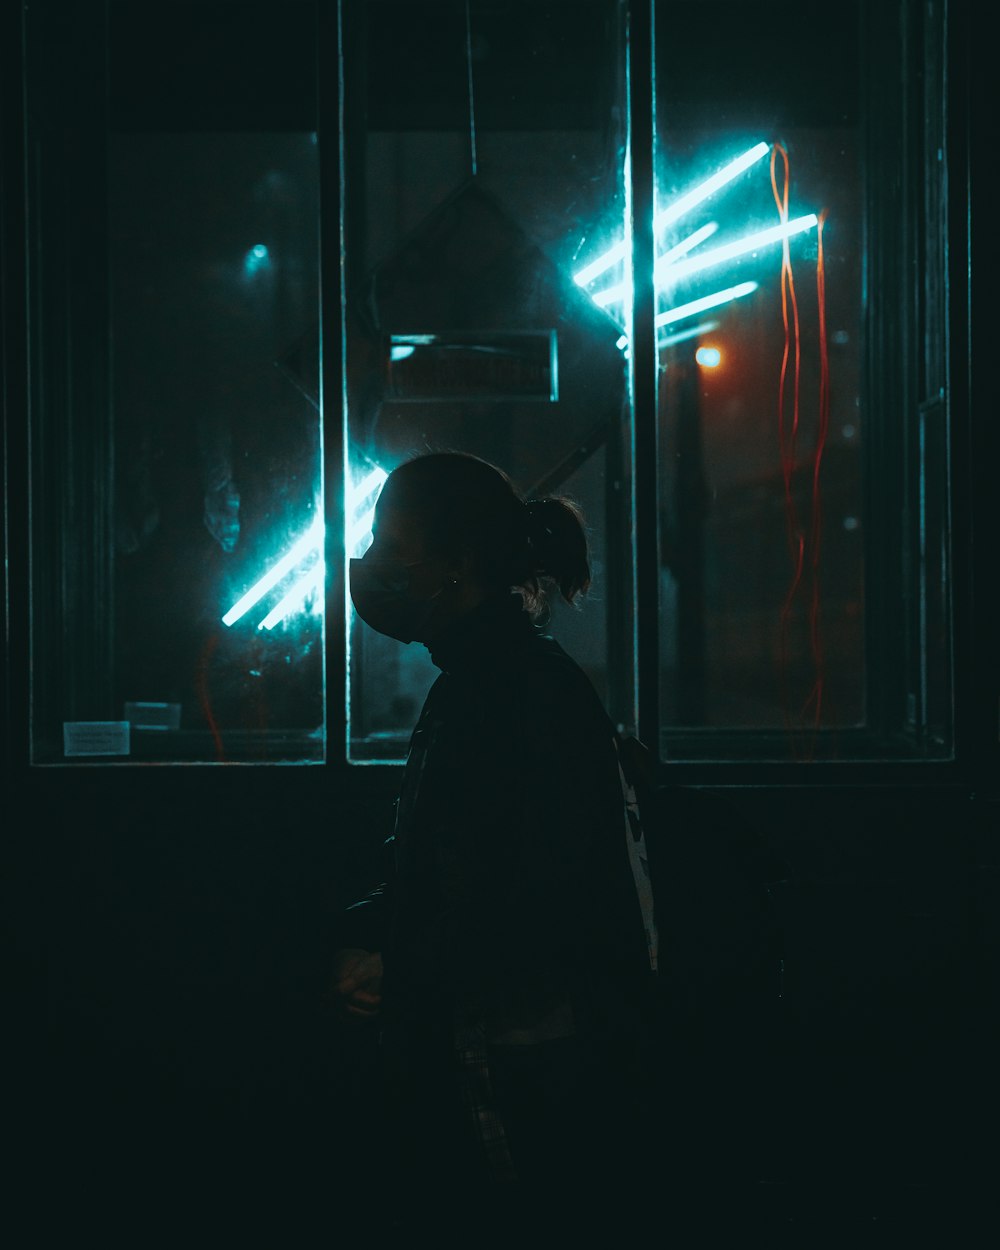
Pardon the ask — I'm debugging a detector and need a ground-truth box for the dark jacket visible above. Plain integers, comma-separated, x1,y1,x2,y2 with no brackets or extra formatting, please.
340,591,654,1077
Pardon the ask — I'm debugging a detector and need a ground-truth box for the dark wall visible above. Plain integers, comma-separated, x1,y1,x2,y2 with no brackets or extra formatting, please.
14,770,998,1242
4,2,996,1246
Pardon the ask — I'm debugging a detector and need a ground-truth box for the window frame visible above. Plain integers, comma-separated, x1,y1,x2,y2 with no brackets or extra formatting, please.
1,0,990,796
630,0,971,784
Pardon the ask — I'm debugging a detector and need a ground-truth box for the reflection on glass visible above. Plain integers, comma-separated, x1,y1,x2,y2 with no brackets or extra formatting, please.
111,134,324,761
344,0,632,762
25,0,323,764
655,0,864,755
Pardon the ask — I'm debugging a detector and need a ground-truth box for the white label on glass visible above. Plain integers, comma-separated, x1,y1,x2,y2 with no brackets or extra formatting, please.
63,721,131,757
124,701,182,731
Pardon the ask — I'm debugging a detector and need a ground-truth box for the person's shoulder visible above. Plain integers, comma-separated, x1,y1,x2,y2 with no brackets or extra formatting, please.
520,626,596,681
447,609,613,740
517,630,614,737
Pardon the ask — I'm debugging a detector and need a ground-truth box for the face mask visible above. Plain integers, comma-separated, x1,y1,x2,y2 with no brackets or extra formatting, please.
349,556,444,644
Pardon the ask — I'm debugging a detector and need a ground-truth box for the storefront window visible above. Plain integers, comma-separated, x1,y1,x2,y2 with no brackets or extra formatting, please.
26,2,324,763
341,0,634,761
21,1,954,768
645,0,952,761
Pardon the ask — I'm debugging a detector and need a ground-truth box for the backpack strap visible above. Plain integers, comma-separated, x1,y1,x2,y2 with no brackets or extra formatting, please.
613,734,659,975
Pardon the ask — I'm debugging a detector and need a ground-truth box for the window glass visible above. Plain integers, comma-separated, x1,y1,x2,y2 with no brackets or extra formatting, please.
22,0,953,770
644,0,953,762
649,1,865,756
343,0,634,762
26,1,323,764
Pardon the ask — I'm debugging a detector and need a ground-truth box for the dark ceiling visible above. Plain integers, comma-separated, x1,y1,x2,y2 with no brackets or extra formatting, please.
109,0,859,134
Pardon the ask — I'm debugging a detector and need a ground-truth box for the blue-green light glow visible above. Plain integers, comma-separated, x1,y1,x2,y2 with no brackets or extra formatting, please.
573,239,628,289
654,142,770,233
619,319,721,352
259,564,324,630
695,346,722,367
352,465,388,509
243,243,271,277
591,282,626,308
573,141,771,288
660,214,818,288
591,222,719,307
655,221,719,274
348,465,388,556
349,512,378,555
655,281,758,328
590,215,815,312
222,515,323,627
220,463,387,631
658,319,719,348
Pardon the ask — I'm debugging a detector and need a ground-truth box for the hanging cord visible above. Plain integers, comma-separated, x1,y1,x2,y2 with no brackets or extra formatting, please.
464,0,478,177
800,209,830,746
771,143,831,760
770,143,805,748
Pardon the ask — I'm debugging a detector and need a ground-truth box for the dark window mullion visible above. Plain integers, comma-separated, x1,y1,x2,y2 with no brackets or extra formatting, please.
320,0,347,766
627,0,659,754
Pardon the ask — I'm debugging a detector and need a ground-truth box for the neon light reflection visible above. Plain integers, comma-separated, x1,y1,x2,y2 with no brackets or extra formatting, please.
573,140,771,288
658,319,719,348
591,222,719,307
221,515,324,627
220,464,388,630
660,214,818,288
655,281,758,328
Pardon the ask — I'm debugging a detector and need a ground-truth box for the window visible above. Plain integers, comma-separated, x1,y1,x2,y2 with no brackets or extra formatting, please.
340,0,634,761
25,1,324,764
647,0,953,761
341,0,955,766
20,1,956,768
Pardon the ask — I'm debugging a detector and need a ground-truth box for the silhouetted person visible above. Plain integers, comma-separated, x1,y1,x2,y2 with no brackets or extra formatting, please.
330,451,658,1237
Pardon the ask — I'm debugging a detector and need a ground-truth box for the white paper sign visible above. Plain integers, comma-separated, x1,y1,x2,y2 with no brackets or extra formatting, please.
63,721,131,757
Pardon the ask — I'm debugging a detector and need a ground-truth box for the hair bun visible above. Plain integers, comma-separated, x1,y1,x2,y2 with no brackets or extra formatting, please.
525,497,591,603
383,452,590,612
526,498,556,545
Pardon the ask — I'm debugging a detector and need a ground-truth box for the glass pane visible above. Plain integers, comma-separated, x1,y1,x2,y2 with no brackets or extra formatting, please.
343,0,633,762
651,0,865,755
27,1,323,764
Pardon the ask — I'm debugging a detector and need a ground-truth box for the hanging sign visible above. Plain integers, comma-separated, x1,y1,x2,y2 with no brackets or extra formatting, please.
386,331,558,403
63,721,131,757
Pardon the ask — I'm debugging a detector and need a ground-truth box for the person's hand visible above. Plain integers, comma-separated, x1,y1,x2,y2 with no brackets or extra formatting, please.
329,948,383,1022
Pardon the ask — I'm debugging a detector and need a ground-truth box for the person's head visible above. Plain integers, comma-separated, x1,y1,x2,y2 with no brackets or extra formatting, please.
349,450,591,643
